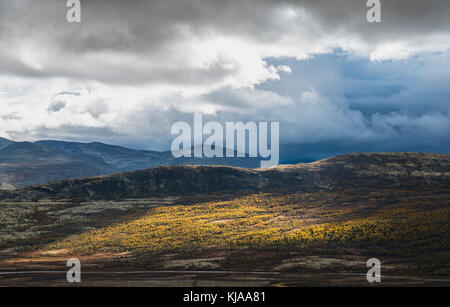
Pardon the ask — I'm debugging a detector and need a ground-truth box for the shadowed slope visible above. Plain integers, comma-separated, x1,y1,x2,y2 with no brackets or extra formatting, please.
2,152,449,201
0,142,117,189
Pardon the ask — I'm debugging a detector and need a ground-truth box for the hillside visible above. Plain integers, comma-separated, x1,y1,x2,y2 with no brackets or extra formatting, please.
3,152,449,201
0,139,260,189
0,152,449,286
0,141,117,189
0,137,12,149
35,140,165,171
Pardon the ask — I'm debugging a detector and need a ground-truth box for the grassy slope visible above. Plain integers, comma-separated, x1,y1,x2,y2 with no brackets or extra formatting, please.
47,188,450,277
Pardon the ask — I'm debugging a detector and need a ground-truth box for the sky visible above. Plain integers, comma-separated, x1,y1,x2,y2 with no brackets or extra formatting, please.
0,0,449,160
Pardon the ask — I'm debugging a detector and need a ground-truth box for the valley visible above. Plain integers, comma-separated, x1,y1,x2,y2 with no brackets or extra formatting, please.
0,152,449,286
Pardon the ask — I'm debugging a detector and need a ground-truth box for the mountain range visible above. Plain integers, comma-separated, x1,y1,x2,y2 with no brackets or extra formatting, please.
2,136,449,196
0,138,260,189
2,152,448,201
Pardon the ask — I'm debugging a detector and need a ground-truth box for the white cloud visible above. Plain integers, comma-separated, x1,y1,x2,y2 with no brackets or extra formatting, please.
277,65,292,74
0,0,450,149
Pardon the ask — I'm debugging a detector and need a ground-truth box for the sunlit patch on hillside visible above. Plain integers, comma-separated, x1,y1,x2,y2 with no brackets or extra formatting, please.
46,190,450,277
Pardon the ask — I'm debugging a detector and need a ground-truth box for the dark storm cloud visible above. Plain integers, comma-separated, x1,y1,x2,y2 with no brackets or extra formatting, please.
255,52,450,159
1,0,450,84
294,0,450,38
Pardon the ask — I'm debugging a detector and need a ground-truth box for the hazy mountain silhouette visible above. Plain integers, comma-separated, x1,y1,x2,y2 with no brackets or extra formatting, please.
0,139,261,188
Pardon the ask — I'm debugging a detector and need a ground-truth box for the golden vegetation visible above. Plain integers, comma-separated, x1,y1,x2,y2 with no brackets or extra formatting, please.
47,190,450,276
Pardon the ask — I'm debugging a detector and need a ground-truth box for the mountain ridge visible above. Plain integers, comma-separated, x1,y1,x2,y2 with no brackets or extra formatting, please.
0,138,261,188
2,152,448,201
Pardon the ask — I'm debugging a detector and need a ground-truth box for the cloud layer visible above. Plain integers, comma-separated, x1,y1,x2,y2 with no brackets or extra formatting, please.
0,0,449,158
